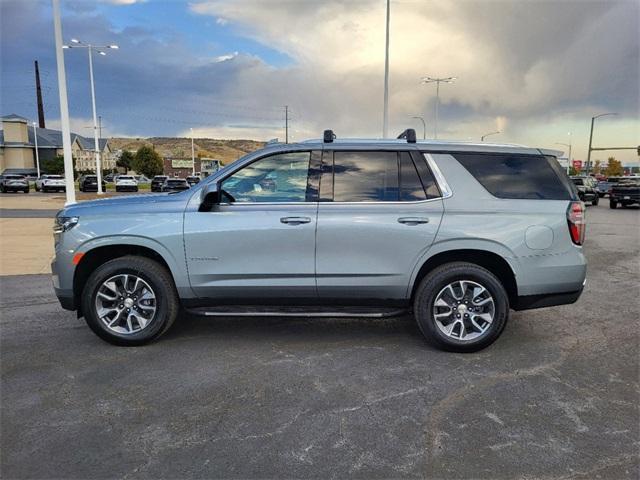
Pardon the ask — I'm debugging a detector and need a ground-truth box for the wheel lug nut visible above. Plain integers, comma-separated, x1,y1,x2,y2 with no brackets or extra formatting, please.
127,308,130,312
119,304,123,308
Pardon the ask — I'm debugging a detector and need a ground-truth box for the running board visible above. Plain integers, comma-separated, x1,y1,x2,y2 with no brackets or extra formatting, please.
185,305,408,318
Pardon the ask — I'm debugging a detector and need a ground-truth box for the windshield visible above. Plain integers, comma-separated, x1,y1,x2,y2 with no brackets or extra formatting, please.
571,178,584,186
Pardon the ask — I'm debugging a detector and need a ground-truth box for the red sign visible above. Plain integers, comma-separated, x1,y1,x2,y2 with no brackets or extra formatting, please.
572,160,583,169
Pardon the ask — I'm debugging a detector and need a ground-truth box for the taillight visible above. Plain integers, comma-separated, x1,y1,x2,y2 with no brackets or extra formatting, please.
567,201,585,245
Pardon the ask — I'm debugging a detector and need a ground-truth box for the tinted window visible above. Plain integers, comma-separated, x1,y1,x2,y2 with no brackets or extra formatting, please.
222,152,310,203
454,153,573,200
399,152,426,201
412,153,441,199
572,178,584,186
333,151,398,202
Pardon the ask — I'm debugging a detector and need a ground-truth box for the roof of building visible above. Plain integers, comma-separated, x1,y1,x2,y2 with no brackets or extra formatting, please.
1,113,28,123
0,114,109,151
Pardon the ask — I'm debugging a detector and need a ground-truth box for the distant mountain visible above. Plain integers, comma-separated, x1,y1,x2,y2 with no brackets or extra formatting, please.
109,137,265,165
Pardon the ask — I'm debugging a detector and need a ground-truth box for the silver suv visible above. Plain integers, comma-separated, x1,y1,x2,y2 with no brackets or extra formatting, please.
51,129,586,352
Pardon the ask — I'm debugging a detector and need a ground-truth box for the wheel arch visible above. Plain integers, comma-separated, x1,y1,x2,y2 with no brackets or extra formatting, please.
409,248,518,306
73,243,177,316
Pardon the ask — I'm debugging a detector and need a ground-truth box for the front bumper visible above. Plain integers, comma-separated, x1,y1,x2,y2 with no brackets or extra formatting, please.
116,185,138,191
51,258,76,311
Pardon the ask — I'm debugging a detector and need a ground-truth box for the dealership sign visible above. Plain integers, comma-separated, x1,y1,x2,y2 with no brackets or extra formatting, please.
171,159,194,168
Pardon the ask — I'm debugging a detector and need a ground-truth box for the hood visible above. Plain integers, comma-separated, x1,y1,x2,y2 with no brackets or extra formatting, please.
61,191,192,217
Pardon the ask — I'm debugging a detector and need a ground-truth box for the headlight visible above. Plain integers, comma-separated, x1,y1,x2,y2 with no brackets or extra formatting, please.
53,216,79,234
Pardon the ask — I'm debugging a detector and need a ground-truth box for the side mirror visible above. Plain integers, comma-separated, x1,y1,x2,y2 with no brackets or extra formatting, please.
199,182,221,212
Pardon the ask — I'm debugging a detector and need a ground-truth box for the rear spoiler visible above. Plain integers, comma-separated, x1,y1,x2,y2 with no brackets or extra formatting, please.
538,148,564,158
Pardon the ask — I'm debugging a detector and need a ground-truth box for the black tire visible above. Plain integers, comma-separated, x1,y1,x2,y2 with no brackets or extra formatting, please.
413,262,509,352
609,200,617,209
24,188,29,193
592,196,599,206
81,255,179,346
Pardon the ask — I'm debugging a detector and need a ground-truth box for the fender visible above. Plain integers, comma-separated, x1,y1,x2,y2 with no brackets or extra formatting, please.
406,238,521,297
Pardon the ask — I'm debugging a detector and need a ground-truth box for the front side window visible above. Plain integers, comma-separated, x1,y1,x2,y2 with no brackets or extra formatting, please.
222,152,311,203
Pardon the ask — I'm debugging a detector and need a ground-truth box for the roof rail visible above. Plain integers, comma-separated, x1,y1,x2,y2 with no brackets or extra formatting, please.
397,128,417,143
323,129,336,143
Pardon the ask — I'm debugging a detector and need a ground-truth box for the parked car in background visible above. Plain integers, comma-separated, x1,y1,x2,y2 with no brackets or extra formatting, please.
135,175,151,184
36,174,66,192
161,178,190,192
78,175,107,192
596,180,613,197
151,175,168,192
570,176,598,205
0,174,29,193
104,173,116,183
115,175,139,192
51,129,586,352
609,178,640,209
186,175,201,186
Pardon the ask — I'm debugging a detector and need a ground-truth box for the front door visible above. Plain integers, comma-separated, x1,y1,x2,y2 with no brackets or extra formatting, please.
316,149,444,300
184,150,320,301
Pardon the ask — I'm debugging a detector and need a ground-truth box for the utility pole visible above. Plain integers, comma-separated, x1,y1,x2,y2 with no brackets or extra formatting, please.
33,122,41,178
34,60,46,128
382,0,390,138
99,115,102,139
586,113,617,175
285,105,289,144
52,0,76,205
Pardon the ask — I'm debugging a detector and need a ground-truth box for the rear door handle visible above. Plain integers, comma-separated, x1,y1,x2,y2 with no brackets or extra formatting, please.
280,216,311,225
398,217,430,225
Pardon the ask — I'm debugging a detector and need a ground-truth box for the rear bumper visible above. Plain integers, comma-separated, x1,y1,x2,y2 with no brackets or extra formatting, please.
3,185,28,191
116,185,138,191
513,286,584,311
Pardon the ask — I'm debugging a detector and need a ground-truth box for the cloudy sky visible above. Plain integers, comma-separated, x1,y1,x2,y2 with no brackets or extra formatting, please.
1,0,638,162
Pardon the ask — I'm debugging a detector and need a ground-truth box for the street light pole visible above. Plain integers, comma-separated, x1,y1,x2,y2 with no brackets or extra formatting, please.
556,142,572,174
586,113,617,175
86,45,103,194
32,122,41,178
411,115,426,140
421,76,456,139
382,0,390,138
63,39,118,195
190,127,195,176
52,0,75,205
481,131,500,141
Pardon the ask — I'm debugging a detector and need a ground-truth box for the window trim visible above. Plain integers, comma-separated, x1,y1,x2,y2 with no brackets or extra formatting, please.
320,149,445,205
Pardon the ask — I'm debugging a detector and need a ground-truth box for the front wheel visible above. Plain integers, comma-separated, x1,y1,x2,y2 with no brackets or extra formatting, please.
413,262,509,352
81,256,179,346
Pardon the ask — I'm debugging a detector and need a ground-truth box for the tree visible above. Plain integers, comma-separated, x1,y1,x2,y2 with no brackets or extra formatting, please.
40,155,65,175
132,146,163,178
117,150,134,173
568,166,578,176
603,156,623,177
593,160,602,175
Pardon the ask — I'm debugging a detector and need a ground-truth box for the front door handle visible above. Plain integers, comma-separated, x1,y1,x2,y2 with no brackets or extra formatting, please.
280,216,311,225
398,217,430,225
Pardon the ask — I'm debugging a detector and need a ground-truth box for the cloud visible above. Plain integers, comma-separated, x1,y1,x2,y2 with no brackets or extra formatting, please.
1,0,638,163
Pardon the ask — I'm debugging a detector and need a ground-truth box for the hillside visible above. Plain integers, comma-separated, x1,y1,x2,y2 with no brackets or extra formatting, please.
109,137,265,165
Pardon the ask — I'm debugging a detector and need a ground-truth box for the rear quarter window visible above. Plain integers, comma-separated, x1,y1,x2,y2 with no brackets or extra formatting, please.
453,153,574,200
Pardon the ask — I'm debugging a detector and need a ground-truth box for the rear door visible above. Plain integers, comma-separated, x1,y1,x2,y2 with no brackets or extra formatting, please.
183,150,321,301
315,149,444,300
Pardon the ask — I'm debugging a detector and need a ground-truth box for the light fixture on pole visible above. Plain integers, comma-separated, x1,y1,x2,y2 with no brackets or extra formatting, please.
421,76,456,139
32,122,41,178
382,0,391,138
481,131,500,142
556,140,572,173
410,115,426,140
52,0,76,204
586,113,617,175
190,128,195,176
63,38,118,195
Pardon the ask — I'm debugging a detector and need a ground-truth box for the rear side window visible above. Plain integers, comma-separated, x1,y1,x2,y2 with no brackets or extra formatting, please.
454,153,574,200
333,151,398,202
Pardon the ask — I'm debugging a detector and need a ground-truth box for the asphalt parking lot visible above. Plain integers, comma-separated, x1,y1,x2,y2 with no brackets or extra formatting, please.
1,203,638,479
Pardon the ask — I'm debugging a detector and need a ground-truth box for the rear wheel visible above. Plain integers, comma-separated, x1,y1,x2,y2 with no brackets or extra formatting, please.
413,262,509,352
609,199,618,209
81,256,179,346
